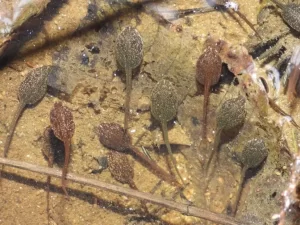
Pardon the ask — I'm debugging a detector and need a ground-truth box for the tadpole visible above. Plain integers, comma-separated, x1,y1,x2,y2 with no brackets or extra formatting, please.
50,102,75,196
115,26,143,131
206,96,246,171
3,66,52,158
196,46,222,140
231,138,268,216
271,0,300,33
108,151,137,189
97,122,181,187
150,80,184,185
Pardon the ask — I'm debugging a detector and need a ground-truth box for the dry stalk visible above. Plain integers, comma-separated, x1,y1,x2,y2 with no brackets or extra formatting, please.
0,157,249,225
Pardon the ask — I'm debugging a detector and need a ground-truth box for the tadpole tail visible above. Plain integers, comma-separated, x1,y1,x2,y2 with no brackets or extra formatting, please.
62,140,71,197
124,67,132,131
3,102,25,158
205,129,221,174
130,145,182,188
202,81,210,141
231,167,247,216
161,122,185,185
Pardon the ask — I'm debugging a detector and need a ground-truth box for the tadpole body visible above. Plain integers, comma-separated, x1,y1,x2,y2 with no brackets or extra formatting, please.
97,122,181,187
115,26,143,131
151,80,184,184
271,0,300,33
50,102,75,196
196,46,222,140
231,138,268,216
3,66,52,158
206,96,246,171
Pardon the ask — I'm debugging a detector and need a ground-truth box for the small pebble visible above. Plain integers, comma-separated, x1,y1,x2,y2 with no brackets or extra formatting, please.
275,170,281,176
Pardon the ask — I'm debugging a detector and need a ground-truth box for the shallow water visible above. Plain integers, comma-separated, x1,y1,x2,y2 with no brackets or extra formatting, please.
0,0,298,224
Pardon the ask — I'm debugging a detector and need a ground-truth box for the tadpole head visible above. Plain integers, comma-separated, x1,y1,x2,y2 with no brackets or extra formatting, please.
151,80,178,123
216,96,246,130
196,46,222,86
18,66,53,105
115,26,143,70
241,138,268,170
97,123,131,152
50,102,75,142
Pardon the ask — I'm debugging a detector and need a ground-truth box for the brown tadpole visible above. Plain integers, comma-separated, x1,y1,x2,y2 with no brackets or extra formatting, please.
231,138,268,216
97,123,182,188
50,102,75,197
151,80,185,185
107,151,137,189
115,26,143,131
206,96,246,172
196,46,222,141
107,151,148,212
3,66,53,158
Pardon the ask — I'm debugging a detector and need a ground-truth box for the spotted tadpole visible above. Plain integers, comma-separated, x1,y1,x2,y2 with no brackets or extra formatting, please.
50,102,75,197
196,46,222,140
151,79,184,185
107,151,137,189
231,138,268,216
206,96,246,171
107,150,148,212
97,123,181,187
115,26,143,131
271,0,300,33
3,66,52,158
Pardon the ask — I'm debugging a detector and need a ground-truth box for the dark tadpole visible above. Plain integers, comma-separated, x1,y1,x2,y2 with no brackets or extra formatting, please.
107,151,148,212
115,26,143,131
107,151,137,189
150,79,185,185
97,122,182,188
231,138,268,216
206,96,246,172
50,102,75,197
3,66,53,158
271,0,300,33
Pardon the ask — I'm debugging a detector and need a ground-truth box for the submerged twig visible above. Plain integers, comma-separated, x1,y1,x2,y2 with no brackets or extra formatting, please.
0,157,248,225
